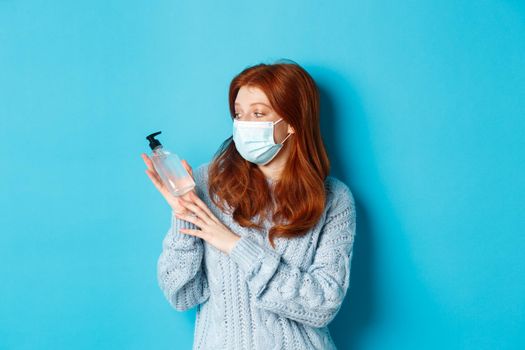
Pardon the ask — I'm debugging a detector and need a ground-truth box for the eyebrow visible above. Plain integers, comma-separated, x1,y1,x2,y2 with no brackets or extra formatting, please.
234,102,271,108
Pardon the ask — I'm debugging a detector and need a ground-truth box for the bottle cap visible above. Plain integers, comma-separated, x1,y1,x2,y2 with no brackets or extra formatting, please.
146,131,162,150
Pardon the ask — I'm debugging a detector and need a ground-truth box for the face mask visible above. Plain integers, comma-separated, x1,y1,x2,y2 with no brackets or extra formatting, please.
232,118,293,165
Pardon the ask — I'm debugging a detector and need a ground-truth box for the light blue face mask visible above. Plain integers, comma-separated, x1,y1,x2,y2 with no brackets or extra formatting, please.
232,118,293,165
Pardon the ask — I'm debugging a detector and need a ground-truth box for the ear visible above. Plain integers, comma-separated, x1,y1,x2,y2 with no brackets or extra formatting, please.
287,125,295,134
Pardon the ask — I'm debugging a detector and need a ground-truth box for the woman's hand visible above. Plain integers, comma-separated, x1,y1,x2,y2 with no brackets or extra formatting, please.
141,153,195,215
175,191,241,255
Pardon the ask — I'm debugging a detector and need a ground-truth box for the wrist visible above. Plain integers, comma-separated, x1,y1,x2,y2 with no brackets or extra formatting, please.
227,235,241,255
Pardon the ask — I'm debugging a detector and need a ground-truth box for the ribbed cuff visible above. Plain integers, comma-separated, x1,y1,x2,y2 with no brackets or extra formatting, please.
171,211,200,243
229,235,282,296
229,235,266,272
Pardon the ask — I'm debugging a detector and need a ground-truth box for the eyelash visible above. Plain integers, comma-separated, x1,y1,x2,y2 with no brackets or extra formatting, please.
234,112,265,119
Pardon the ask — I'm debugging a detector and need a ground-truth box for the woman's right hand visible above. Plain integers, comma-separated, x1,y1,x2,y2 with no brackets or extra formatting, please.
141,153,195,215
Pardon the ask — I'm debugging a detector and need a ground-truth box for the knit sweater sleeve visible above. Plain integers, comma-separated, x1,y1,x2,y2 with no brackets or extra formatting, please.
228,180,356,328
156,164,211,311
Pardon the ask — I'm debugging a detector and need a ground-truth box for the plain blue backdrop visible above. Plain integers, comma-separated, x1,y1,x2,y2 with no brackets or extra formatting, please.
1,1,524,349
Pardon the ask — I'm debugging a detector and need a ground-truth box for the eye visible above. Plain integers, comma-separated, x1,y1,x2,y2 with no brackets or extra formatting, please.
254,112,265,118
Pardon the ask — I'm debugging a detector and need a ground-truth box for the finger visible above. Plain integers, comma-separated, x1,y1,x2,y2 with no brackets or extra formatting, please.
179,228,205,240
181,159,193,177
143,158,167,188
145,167,164,186
141,153,157,172
172,199,186,215
178,198,214,226
175,211,207,229
145,168,163,189
188,191,218,223
145,169,166,193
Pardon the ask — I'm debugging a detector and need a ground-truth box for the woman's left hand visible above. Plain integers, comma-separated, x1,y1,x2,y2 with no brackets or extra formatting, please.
175,191,240,255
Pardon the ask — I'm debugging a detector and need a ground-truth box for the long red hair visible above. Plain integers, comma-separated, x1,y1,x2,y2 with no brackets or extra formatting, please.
208,59,330,248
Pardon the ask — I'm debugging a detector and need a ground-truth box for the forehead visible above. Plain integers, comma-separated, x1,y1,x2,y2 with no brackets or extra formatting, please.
234,86,270,107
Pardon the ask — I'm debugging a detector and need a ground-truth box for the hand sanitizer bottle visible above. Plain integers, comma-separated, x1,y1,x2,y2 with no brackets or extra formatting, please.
146,131,195,196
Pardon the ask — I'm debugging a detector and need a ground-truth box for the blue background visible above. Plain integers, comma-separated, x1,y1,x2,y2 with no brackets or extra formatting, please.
1,1,524,349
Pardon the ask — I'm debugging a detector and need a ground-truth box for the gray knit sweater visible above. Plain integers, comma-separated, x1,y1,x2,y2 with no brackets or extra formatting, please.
157,162,356,350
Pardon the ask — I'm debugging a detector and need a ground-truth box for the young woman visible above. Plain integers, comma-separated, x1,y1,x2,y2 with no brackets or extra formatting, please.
142,60,356,350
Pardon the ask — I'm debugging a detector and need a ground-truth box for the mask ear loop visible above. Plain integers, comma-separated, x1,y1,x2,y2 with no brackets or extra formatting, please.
280,132,292,145
273,118,284,125
260,132,292,166
273,118,293,145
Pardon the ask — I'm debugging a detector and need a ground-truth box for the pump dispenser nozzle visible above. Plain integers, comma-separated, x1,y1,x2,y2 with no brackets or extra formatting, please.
144,130,195,197
146,131,162,150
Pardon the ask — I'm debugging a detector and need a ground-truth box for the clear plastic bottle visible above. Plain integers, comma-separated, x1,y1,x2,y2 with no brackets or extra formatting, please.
146,131,195,197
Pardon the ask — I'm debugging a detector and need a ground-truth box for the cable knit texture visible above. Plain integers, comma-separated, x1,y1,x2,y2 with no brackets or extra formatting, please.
157,162,357,350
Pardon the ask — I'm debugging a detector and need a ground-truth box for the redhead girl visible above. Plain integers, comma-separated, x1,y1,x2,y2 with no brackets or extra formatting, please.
142,60,356,350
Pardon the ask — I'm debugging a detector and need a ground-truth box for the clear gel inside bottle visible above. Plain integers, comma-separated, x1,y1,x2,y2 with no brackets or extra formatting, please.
146,131,195,197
